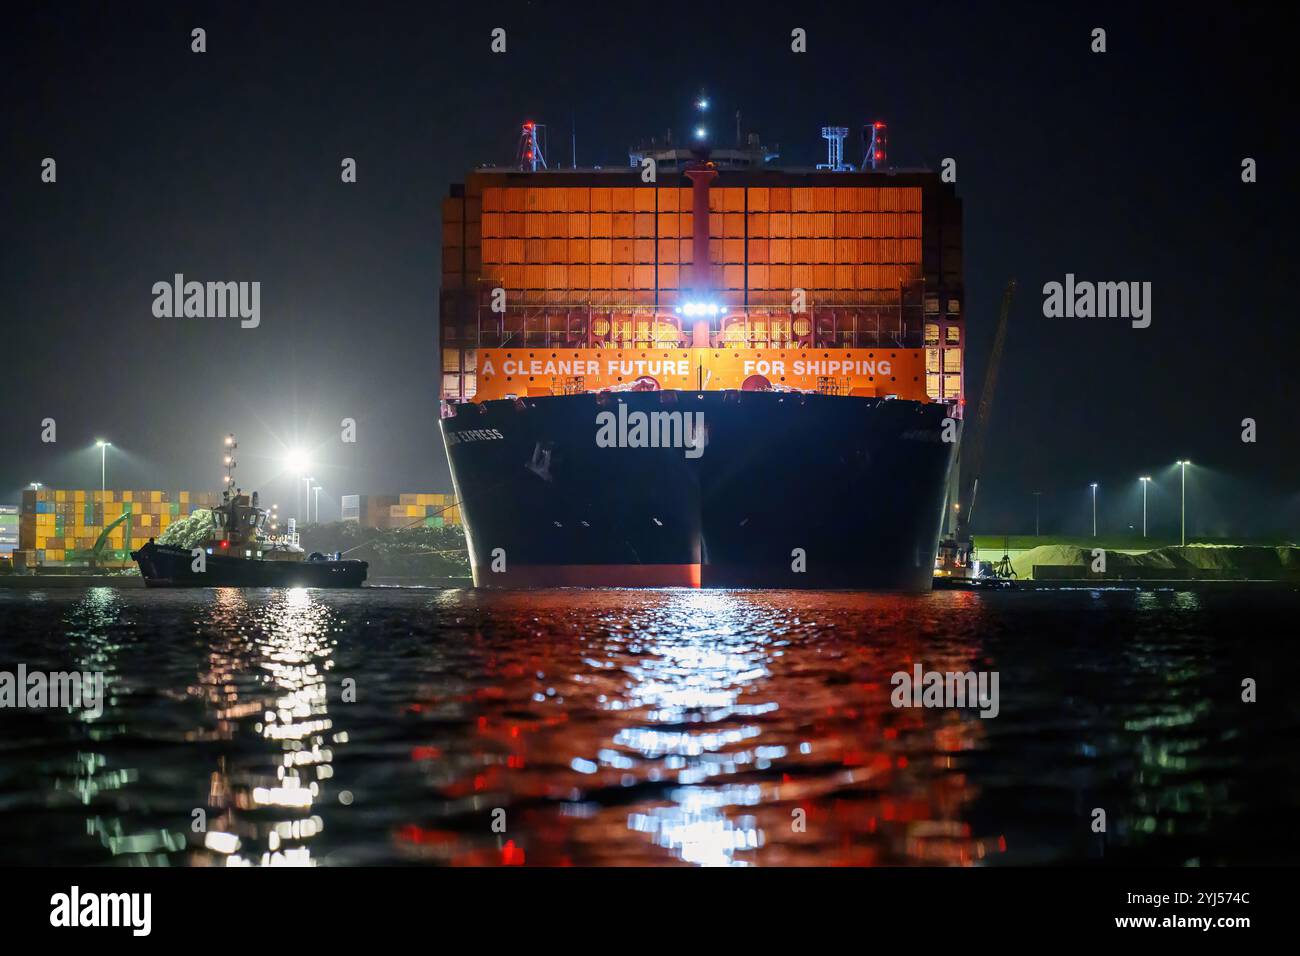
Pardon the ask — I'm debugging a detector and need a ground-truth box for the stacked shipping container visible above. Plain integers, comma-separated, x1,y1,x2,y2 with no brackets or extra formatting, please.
441,169,963,404
18,488,222,565
341,493,461,530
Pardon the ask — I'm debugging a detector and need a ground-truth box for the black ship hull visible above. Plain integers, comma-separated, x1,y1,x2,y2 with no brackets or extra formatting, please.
132,542,368,588
441,390,957,590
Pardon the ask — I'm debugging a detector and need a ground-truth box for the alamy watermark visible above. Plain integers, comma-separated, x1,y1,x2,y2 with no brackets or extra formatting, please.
596,405,705,459
1042,274,1150,328
1,665,104,717
890,662,999,718
50,886,150,936
152,274,260,328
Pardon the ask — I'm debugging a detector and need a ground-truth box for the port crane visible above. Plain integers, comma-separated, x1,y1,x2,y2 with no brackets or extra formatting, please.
936,279,1016,581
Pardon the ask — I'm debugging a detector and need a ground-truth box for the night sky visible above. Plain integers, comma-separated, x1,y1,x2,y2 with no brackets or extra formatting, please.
2,2,1293,536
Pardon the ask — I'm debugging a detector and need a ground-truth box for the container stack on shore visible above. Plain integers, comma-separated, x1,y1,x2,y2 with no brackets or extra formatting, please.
341,493,461,530
16,488,222,567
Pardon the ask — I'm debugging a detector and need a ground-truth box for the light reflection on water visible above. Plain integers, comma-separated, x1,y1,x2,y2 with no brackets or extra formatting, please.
1,585,1297,866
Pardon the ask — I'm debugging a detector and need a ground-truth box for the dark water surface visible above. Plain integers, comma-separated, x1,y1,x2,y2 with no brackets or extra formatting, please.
1,586,1297,867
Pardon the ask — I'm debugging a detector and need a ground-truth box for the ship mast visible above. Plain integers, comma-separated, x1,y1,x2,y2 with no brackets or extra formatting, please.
222,433,237,501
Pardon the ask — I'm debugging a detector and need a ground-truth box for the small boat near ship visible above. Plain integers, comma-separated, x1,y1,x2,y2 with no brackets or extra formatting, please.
132,434,367,588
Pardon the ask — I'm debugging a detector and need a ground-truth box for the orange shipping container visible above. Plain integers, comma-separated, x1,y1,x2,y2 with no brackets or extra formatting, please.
747,188,769,212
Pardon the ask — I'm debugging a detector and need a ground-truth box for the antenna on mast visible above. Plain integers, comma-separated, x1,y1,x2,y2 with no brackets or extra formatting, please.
863,121,888,170
518,121,547,171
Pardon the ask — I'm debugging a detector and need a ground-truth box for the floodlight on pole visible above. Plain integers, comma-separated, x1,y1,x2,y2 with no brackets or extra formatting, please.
1139,476,1152,539
1090,483,1099,537
1176,461,1191,546
95,440,112,493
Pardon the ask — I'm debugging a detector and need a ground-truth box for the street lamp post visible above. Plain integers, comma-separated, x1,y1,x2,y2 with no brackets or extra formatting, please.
1139,476,1151,539
1176,460,1190,546
1032,491,1042,537
95,440,112,493
302,477,314,523
1090,483,1098,537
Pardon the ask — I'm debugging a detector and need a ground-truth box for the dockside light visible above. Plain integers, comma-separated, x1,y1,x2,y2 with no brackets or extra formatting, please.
678,301,720,318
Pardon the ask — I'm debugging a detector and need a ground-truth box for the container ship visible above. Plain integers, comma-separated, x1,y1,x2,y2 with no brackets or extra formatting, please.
439,118,964,589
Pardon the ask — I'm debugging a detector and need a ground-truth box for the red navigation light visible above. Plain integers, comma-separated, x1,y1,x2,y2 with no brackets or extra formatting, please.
526,150,533,159
875,122,884,129
524,121,534,129
875,151,883,160
220,540,228,547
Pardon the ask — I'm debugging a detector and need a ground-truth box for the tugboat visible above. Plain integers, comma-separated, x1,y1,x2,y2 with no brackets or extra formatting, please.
132,434,368,588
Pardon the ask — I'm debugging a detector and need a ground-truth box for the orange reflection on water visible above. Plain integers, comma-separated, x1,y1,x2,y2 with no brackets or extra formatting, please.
396,589,1006,867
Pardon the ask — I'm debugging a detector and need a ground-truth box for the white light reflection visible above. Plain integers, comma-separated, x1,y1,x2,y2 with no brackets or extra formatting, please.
197,587,341,867
586,591,779,865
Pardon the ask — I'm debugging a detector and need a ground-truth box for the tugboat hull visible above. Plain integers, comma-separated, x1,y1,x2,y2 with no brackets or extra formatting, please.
132,542,368,588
